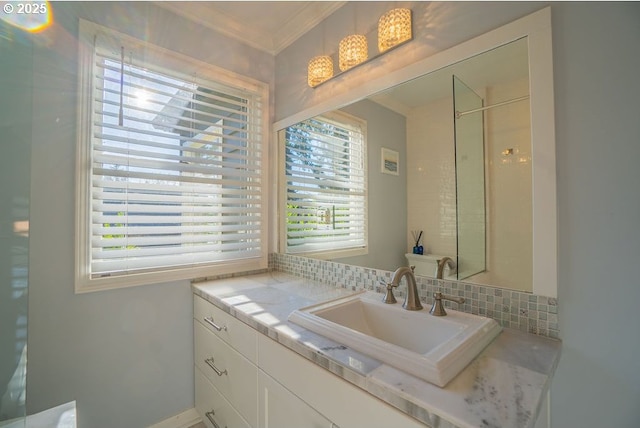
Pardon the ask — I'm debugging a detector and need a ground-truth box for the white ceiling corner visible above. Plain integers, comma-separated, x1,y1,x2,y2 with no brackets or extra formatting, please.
154,2,346,55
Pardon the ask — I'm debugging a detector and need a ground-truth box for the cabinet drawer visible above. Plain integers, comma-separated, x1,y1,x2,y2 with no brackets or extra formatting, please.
194,295,257,362
196,366,251,428
195,320,258,427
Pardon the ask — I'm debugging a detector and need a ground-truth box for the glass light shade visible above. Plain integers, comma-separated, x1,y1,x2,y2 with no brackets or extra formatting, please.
378,8,412,53
339,34,368,71
307,55,334,87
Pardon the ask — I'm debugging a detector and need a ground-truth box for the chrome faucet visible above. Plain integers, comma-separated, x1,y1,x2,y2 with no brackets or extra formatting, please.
436,257,455,279
383,266,423,311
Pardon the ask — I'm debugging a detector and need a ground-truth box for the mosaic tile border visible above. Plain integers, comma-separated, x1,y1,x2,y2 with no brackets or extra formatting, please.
269,253,559,339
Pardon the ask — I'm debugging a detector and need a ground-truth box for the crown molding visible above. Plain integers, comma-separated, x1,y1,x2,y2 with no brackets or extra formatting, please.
154,2,345,55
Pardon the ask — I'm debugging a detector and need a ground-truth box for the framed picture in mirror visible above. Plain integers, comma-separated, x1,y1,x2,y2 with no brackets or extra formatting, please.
381,147,399,175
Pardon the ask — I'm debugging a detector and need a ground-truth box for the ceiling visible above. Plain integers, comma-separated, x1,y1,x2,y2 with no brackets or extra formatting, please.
154,1,345,55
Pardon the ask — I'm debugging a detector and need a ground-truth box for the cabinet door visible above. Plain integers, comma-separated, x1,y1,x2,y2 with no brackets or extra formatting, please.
195,366,251,428
534,390,550,428
258,370,333,428
257,335,426,428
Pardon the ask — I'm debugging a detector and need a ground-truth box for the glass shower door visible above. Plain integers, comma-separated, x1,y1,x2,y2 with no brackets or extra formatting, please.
453,75,486,281
0,27,31,428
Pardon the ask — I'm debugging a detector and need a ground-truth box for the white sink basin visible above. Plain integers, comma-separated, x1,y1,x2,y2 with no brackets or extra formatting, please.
288,291,501,387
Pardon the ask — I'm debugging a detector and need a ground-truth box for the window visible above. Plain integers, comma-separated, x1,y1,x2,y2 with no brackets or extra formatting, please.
75,20,268,292
281,112,367,257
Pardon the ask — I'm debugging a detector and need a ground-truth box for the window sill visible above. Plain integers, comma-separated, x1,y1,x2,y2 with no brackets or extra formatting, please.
75,257,268,294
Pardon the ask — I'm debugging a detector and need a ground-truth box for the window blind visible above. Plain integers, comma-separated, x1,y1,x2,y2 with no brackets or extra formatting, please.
284,114,367,254
86,36,264,280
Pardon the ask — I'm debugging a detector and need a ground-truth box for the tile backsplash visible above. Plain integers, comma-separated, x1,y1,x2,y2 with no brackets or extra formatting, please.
270,253,559,339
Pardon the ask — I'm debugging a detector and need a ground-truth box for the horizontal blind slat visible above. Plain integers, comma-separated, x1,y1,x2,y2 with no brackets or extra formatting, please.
94,131,262,161
91,249,262,278
94,113,256,147
94,223,261,236
96,57,257,111
93,154,261,181
95,99,255,140
93,168,261,188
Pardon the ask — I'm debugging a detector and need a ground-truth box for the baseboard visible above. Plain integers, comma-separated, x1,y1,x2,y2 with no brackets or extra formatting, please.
147,408,201,428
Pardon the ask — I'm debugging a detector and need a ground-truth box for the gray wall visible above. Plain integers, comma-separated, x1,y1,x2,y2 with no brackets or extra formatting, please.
552,3,640,427
276,2,640,427
25,3,273,427
0,26,32,423
335,100,407,271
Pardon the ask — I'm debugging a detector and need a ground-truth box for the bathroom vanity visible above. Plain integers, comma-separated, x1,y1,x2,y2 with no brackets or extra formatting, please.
193,287,424,428
192,272,560,428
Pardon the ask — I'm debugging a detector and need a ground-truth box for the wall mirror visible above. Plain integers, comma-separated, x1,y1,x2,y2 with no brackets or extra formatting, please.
275,8,556,298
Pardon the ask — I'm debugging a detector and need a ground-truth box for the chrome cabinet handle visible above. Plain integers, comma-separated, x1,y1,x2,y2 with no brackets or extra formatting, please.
204,316,227,332
205,357,228,376
205,410,226,428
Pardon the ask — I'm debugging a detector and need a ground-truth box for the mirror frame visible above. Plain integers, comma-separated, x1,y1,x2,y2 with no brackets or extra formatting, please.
274,8,557,298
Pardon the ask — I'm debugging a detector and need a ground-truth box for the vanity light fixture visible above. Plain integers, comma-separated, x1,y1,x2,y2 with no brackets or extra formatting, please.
308,21,334,88
339,34,368,71
308,55,334,87
307,8,413,88
378,8,412,53
339,5,367,72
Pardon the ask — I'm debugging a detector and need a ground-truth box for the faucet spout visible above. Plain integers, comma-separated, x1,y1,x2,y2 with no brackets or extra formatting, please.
436,257,455,279
390,266,423,311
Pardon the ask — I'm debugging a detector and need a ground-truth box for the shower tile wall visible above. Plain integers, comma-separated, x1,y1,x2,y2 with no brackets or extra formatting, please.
406,96,457,258
484,78,532,291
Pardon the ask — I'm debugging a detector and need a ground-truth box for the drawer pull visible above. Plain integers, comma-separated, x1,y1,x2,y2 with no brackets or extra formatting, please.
205,357,228,376
205,410,227,428
204,316,227,332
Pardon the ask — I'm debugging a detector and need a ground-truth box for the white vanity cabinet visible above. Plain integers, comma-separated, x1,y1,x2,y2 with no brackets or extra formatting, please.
194,295,336,428
194,295,258,428
194,294,427,428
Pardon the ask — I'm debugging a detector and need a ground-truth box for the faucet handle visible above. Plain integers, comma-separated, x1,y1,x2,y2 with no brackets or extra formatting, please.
382,282,398,304
429,292,465,316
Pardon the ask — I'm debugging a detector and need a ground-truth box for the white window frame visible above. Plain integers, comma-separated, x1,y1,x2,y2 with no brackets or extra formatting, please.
279,111,368,260
75,19,269,293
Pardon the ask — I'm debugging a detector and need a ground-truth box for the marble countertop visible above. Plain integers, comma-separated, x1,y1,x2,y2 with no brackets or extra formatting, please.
192,271,561,428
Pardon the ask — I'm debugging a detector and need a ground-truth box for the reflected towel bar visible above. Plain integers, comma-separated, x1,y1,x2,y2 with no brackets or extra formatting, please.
456,95,530,119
